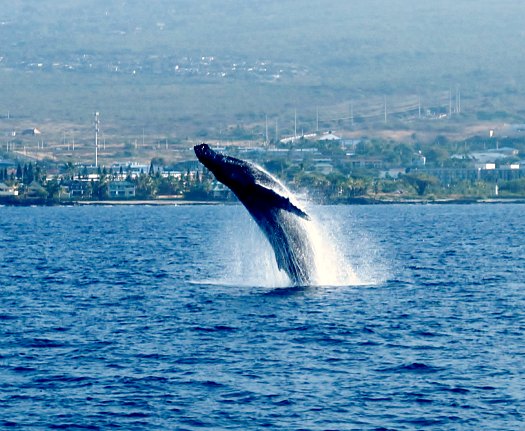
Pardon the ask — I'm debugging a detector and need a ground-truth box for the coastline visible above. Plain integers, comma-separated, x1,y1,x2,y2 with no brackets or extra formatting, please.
74,199,226,206
3,196,525,207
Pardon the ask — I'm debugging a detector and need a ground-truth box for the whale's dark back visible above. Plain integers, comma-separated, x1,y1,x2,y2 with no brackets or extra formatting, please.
194,143,315,285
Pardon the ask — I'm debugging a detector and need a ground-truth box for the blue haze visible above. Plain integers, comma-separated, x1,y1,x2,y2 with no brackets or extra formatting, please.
0,204,524,430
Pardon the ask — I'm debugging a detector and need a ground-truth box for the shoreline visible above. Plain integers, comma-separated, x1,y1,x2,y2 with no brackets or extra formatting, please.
3,196,525,207
75,199,226,206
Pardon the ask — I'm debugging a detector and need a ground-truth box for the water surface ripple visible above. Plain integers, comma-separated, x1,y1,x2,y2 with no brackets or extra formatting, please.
1,204,523,430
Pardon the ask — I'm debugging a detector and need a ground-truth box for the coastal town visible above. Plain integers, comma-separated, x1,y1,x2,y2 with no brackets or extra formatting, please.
2,118,525,205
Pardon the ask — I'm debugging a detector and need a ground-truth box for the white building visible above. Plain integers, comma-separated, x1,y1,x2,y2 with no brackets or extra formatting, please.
109,181,136,198
0,182,18,196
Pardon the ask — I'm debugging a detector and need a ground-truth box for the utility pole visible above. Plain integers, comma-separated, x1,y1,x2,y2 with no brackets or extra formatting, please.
418,95,422,119
456,84,461,114
94,111,100,167
384,96,387,124
350,101,354,127
294,109,297,139
449,89,452,118
265,115,269,145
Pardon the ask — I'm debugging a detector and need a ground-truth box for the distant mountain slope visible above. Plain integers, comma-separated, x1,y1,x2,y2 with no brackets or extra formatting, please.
1,0,524,135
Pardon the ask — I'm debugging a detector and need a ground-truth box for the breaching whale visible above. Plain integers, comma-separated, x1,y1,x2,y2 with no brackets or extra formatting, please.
194,143,315,285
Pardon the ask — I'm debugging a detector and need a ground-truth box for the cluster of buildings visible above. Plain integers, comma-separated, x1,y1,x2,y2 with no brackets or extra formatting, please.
0,175,138,201
7,50,298,84
0,159,202,201
418,147,524,184
2,126,525,201
231,131,525,184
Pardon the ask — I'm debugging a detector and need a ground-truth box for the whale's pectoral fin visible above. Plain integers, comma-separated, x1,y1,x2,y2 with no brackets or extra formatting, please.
254,184,310,220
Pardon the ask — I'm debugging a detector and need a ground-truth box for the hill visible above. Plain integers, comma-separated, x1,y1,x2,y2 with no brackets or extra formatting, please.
1,0,524,150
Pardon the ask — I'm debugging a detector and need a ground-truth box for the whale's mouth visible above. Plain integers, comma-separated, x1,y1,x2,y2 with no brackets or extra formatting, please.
194,143,223,173
194,143,213,161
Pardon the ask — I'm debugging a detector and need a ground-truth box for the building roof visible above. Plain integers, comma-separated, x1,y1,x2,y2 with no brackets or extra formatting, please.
317,132,341,141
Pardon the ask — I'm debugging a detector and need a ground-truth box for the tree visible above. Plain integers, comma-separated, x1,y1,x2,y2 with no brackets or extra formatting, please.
394,143,415,165
500,178,525,195
345,177,369,197
135,174,157,198
157,176,181,195
425,147,449,167
403,173,439,196
34,164,44,184
24,163,34,184
45,178,61,200
326,171,347,197
97,178,109,200
63,162,75,180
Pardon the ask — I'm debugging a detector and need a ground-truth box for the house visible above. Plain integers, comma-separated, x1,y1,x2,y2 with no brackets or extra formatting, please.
0,159,15,169
210,181,232,199
469,147,519,164
413,151,426,167
26,181,47,198
21,128,42,136
109,181,136,198
317,131,341,142
65,180,92,198
0,182,18,196
348,158,383,169
313,159,334,174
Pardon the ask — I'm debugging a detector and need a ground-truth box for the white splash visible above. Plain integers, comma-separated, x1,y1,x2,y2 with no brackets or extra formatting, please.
304,205,387,287
215,212,290,288
209,165,386,288
214,202,386,289
300,211,360,286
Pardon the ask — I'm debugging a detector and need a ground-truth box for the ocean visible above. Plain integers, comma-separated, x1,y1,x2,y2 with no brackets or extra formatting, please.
0,204,523,430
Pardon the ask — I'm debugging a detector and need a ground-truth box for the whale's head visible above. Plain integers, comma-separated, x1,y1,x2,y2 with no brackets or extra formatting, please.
194,143,223,171
194,143,254,190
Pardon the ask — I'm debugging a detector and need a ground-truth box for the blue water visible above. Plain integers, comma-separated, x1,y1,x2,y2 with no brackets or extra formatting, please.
1,204,524,430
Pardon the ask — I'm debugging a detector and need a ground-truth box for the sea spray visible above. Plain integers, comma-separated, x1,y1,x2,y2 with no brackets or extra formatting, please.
219,204,383,288
299,209,359,286
217,209,290,288
201,204,386,288
308,205,389,286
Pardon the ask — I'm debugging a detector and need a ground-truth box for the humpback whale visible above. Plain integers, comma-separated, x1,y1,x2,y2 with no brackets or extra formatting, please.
194,143,315,285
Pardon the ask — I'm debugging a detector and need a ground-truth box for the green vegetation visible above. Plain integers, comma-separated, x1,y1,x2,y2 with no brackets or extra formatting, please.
3,131,525,206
